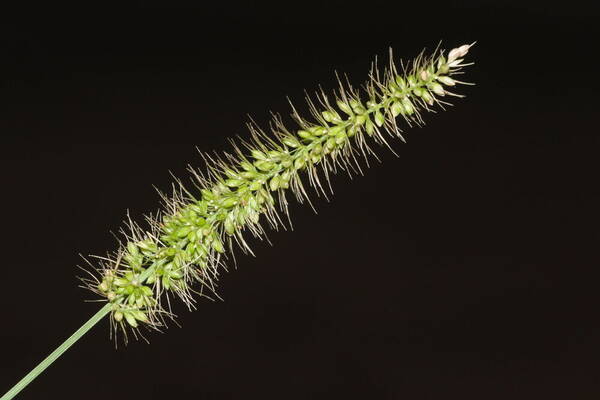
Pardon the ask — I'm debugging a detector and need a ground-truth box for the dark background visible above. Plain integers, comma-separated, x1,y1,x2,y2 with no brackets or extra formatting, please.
1,2,599,399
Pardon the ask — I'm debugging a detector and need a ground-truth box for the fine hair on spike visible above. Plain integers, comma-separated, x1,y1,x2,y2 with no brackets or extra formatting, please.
80,43,476,343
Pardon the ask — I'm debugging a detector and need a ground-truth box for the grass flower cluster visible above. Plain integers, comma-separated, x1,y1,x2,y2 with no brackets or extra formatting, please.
1,42,475,400
82,42,475,341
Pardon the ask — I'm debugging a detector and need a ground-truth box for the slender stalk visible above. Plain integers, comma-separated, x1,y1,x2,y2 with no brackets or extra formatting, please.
0,304,111,400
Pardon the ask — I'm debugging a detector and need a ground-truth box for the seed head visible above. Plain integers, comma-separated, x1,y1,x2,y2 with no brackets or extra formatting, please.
79,42,476,343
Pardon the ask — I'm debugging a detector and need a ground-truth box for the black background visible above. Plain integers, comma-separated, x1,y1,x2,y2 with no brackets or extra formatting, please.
1,2,599,399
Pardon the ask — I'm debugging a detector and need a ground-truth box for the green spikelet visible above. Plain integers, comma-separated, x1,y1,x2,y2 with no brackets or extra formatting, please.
80,42,476,342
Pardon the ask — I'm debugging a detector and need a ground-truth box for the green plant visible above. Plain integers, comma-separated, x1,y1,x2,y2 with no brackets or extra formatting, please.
1,42,475,400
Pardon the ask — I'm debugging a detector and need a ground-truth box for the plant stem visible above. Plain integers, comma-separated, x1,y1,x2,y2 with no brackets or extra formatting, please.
0,303,111,400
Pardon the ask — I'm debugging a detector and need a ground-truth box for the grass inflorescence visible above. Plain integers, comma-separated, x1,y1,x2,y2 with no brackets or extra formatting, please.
80,43,475,343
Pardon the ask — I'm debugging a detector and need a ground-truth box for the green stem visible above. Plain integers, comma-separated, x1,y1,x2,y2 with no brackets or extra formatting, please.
0,303,111,400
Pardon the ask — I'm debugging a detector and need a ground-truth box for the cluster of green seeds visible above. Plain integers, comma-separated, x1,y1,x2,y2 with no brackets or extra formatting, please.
83,43,474,341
